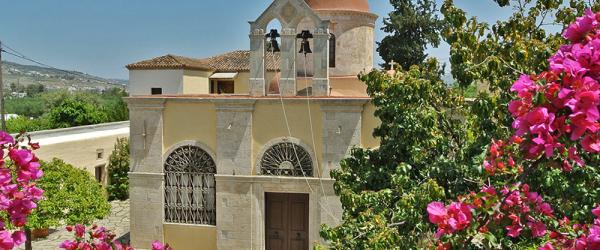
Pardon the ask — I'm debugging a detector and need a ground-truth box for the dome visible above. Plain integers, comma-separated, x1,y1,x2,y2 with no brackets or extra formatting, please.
304,0,370,13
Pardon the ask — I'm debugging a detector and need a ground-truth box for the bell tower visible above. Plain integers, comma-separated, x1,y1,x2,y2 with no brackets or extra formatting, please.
249,0,331,97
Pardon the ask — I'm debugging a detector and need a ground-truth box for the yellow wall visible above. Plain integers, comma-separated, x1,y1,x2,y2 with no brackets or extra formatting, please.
252,102,323,175
361,102,380,149
234,72,250,94
183,70,212,94
163,224,217,250
163,102,217,154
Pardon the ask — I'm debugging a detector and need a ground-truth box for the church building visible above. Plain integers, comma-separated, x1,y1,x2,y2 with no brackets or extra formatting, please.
125,0,379,249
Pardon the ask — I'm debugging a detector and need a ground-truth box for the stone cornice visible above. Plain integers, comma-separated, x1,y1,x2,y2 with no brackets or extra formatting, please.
315,9,378,20
214,99,257,112
128,172,164,180
215,174,335,184
125,97,166,111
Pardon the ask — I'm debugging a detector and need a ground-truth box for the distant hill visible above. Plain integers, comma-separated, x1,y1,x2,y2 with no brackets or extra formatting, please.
1,61,127,92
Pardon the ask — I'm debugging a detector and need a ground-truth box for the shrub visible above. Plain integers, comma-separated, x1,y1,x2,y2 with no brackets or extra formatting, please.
26,158,110,230
107,138,129,201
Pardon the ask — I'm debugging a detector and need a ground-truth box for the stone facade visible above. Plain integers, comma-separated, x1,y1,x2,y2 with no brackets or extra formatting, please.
216,100,255,175
128,99,166,247
321,104,364,178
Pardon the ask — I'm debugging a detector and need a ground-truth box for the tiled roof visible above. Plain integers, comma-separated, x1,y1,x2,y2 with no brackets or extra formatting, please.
126,50,280,72
126,54,211,70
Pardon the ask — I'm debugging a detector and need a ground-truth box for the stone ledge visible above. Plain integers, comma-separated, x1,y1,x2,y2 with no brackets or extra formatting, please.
215,174,335,185
129,172,164,180
163,222,216,229
125,98,166,110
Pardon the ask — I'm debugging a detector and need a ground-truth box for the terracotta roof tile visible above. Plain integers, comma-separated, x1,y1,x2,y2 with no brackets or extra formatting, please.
126,50,280,72
126,54,211,70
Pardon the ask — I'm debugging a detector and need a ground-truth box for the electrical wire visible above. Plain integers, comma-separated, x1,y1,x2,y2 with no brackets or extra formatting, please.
302,54,328,196
0,42,120,86
268,48,338,222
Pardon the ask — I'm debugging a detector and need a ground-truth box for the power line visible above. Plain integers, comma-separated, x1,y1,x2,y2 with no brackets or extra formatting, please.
0,43,121,86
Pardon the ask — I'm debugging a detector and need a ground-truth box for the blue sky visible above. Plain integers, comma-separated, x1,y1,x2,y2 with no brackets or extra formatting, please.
0,1,514,79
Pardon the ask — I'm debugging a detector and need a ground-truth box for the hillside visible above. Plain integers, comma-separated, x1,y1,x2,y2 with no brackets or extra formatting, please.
1,61,127,92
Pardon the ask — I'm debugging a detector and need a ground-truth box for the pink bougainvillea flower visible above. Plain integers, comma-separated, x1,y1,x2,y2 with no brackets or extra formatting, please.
539,242,555,250
0,132,14,146
592,205,600,217
528,220,547,238
563,9,599,42
582,134,600,153
511,74,537,98
427,202,447,224
74,224,85,238
506,223,523,238
0,231,15,250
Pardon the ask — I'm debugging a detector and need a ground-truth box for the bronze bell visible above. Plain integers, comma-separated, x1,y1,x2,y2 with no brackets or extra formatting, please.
296,30,313,55
265,29,281,52
299,40,312,54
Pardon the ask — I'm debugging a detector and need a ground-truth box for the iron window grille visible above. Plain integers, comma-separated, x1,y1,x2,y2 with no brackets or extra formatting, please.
164,145,216,225
260,142,313,177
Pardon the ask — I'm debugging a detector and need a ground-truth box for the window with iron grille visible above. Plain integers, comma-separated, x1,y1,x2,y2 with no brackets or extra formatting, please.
260,142,313,177
164,145,216,225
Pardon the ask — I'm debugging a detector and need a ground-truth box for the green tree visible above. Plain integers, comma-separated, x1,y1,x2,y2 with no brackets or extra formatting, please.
377,0,444,70
25,158,111,229
48,96,108,128
107,138,130,201
25,83,45,97
320,1,600,249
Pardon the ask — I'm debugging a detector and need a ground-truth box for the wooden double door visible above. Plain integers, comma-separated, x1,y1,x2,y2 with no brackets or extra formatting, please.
265,193,309,250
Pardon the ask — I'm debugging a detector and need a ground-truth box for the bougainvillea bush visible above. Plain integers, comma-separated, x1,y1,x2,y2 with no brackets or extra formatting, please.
59,224,172,250
428,10,600,249
0,132,44,250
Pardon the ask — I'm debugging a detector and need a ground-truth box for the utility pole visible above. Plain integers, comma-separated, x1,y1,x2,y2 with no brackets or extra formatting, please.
0,41,5,131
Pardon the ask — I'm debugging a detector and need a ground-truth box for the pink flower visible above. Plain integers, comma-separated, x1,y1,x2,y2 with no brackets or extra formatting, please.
427,202,447,224
592,205,600,217
75,224,85,238
539,242,555,250
0,231,14,250
582,134,600,153
511,74,537,97
0,132,14,146
506,223,523,238
528,220,547,238
563,9,599,42
59,240,77,250
427,202,472,237
152,241,166,250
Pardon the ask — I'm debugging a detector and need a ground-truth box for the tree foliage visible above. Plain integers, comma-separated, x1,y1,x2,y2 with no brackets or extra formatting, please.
377,0,444,70
26,158,111,230
320,0,600,249
5,88,128,133
107,138,129,201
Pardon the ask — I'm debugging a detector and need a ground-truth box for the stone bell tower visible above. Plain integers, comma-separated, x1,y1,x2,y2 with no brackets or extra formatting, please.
249,0,331,97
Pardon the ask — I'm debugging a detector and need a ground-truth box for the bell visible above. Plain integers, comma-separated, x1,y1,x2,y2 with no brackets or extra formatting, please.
296,30,313,40
296,30,313,55
265,29,281,52
299,40,312,54
267,40,280,53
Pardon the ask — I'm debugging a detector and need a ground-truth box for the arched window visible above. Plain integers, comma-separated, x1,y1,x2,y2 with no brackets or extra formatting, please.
329,33,336,68
164,145,216,225
260,142,313,177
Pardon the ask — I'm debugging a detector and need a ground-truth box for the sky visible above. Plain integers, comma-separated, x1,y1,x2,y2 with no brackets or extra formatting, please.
0,0,515,79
